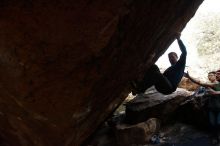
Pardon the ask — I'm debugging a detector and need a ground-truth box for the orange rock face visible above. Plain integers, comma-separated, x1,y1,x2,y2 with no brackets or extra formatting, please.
0,0,203,146
179,77,200,91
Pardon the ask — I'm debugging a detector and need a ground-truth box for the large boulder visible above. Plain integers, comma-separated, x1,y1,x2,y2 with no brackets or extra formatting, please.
0,0,203,146
125,88,192,124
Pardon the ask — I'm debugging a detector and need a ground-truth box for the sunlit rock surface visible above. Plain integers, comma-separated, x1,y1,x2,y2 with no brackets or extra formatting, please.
0,0,203,146
179,77,200,91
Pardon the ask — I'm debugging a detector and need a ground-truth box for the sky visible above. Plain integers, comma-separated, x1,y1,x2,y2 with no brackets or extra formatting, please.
156,0,220,74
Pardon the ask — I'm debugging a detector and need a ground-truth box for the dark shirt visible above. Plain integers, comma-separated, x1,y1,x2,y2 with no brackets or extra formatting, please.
163,39,187,90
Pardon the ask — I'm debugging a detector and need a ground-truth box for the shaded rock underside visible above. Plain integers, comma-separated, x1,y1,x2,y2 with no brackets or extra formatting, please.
0,0,203,146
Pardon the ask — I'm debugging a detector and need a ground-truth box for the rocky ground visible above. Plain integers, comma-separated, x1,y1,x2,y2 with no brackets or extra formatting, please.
154,122,211,146
84,87,217,146
85,119,214,146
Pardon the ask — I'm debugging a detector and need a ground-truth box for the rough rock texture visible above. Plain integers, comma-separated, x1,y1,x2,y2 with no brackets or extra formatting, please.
115,118,160,146
85,90,210,146
125,88,192,124
179,77,200,91
175,93,210,128
0,0,203,146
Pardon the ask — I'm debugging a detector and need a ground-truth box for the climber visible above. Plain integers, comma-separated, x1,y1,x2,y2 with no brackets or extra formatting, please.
132,32,187,95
